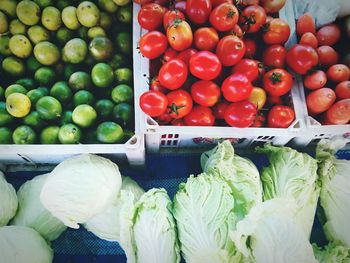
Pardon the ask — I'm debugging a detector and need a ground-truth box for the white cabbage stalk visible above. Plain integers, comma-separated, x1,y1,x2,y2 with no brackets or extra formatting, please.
313,241,350,263
0,171,18,226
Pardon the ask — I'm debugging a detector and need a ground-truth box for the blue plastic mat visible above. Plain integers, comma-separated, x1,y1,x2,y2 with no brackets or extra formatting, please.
4,151,350,263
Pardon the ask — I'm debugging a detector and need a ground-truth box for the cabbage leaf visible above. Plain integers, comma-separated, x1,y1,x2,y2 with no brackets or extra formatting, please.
0,171,18,226
313,241,350,263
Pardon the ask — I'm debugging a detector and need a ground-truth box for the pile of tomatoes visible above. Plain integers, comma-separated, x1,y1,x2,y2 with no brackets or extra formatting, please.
137,0,296,128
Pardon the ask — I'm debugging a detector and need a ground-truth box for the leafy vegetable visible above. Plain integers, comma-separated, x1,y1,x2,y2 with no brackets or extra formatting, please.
0,171,18,226
313,241,350,263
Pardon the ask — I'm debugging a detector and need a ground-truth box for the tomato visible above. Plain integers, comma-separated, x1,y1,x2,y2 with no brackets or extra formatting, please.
153,0,168,5
139,31,168,59
213,101,229,119
240,0,260,5
183,106,215,126
286,44,318,75
260,0,286,13
248,87,266,110
189,51,222,80
267,105,295,128
138,3,167,31
232,59,259,82
243,38,257,58
335,81,350,99
163,9,186,30
317,46,339,67
157,112,173,125
262,18,290,45
263,68,293,97
150,77,167,93
267,95,283,106
252,112,266,127
296,13,316,36
262,44,286,68
171,118,185,126
299,32,318,48
327,64,350,83
216,35,245,66
209,3,239,32
176,48,197,67
140,91,168,117
162,48,178,64
194,27,219,51
167,90,193,118
239,5,267,33
224,101,257,127
316,24,341,46
211,0,233,7
174,1,186,13
306,88,336,115
186,0,212,25
167,20,193,51
303,70,327,90
325,99,350,125
133,0,153,6
159,59,188,90
191,80,221,107
230,24,244,38
222,73,253,102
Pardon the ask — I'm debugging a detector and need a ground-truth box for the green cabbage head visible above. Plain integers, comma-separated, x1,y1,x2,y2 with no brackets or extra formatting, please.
0,171,18,226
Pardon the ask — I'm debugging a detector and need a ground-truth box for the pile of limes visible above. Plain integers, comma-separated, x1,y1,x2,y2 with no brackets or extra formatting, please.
0,0,134,144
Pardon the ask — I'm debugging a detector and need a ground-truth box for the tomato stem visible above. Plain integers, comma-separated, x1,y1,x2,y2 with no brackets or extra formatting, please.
227,9,236,19
168,103,185,116
270,72,282,84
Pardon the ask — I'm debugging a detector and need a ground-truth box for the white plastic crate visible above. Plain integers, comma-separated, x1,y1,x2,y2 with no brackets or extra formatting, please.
134,1,305,153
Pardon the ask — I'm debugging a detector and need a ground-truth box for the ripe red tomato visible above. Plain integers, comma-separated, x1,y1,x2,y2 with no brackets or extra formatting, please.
189,51,222,80
216,35,245,66
296,13,316,36
174,1,186,13
163,9,186,30
209,3,239,32
139,31,168,59
159,59,188,90
183,106,215,126
186,0,212,25
252,112,266,127
176,48,198,67
157,112,173,125
167,90,193,118
262,44,286,68
267,95,283,106
232,59,259,82
150,77,167,93
171,118,185,126
162,47,178,64
213,101,229,119
211,0,233,7
239,5,267,33
133,0,152,5
260,0,286,13
194,27,219,51
317,46,339,67
243,38,257,58
303,70,327,90
138,3,167,31
286,44,318,75
222,73,253,102
263,68,293,96
230,24,244,38
307,88,336,115
167,20,193,51
224,101,257,127
325,99,350,125
267,105,295,128
316,24,341,46
299,32,318,48
140,91,168,117
327,64,350,83
262,18,290,45
191,80,221,107
335,81,350,99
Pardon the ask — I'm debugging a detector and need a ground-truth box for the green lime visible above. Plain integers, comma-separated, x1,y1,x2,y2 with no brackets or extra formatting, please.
41,6,62,31
72,104,97,128
0,101,14,125
97,121,123,143
68,71,92,90
5,84,27,98
27,88,46,105
111,84,133,103
60,110,72,125
56,0,70,10
9,34,32,58
62,38,88,64
9,19,27,35
15,78,36,90
50,81,72,104
23,111,46,130
89,36,113,61
34,67,55,86
61,6,80,30
87,27,106,39
76,1,100,28
116,4,132,24
115,31,131,54
27,25,50,44
56,27,74,45
95,99,114,119
63,64,81,80
16,0,41,26
115,68,132,84
98,0,118,13
26,56,41,74
77,26,88,40
37,87,49,95
13,125,36,144
82,128,99,143
99,12,112,30
0,11,8,34
91,63,114,88
36,96,62,120
0,86,4,100
0,36,11,56
112,102,132,125
109,54,127,70
33,0,53,8
34,41,60,66
40,126,60,144
0,127,12,144
58,123,81,144
2,56,25,77
73,90,94,106
0,0,17,18
113,0,130,6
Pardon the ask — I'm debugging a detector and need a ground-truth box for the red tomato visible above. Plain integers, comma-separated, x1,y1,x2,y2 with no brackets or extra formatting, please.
150,77,167,93
317,46,339,67
327,64,350,83
183,106,215,126
267,105,295,128
140,91,168,117
224,101,257,127
316,24,341,46
230,24,244,38
263,68,293,96
159,59,188,90
326,99,350,124
296,13,316,36
252,112,266,127
191,80,221,107
213,101,229,119
216,35,245,66
239,5,267,33
240,0,260,5
186,0,212,25
303,70,327,90
133,0,153,6
260,0,286,13
171,118,185,126
163,9,186,30
267,95,283,105
209,3,239,32
139,31,168,59
176,48,198,67
194,27,219,51
299,32,318,48
262,18,290,45
162,48,178,64
306,88,336,115
222,73,253,102
286,44,318,75
243,38,257,58
335,81,350,99
167,90,193,118
153,0,168,5
189,51,222,80
138,3,167,31
167,20,193,51
262,44,286,68
232,59,259,82
157,112,173,125
211,0,233,7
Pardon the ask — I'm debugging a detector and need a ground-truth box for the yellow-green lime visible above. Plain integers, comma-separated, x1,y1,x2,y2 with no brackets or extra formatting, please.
116,4,132,24
58,123,81,144
50,81,72,104
16,78,36,90
115,68,132,84
115,31,131,54
27,88,46,104
26,56,41,73
68,71,92,90
41,6,61,31
23,111,46,130
97,121,123,143
76,1,100,28
91,63,114,88
34,41,60,66
34,67,55,86
73,90,94,106
61,6,80,30
16,0,41,26
27,25,50,44
87,27,106,39
98,0,118,13
72,104,97,128
112,102,132,125
0,0,17,18
95,99,114,119
60,110,72,125
62,38,87,64
9,19,27,35
89,36,113,61
36,96,62,120
0,127,12,144
5,84,27,98
56,27,74,45
0,36,11,56
63,63,81,80
6,92,31,118
0,101,14,125
40,126,60,144
9,34,32,58
2,56,25,76
99,12,112,30
113,0,130,6
13,125,36,144
33,0,53,8
111,84,133,103
0,11,8,34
